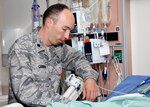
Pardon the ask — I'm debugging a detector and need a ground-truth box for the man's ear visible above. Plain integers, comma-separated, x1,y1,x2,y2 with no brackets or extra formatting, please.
45,17,53,28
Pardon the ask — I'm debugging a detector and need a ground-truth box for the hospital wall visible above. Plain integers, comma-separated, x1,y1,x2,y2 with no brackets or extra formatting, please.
0,0,150,96
130,0,150,75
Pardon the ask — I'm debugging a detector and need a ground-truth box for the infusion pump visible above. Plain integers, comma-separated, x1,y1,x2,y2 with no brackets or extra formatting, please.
65,38,110,64
84,39,110,64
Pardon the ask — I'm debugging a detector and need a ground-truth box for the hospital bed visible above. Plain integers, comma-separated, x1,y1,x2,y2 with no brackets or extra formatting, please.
4,75,150,107
46,75,150,107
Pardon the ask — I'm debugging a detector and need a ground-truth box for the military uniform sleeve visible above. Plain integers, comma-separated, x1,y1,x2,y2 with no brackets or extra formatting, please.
62,44,99,81
8,42,69,106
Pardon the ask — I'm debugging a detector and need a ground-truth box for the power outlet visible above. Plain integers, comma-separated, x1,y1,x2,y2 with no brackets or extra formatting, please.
116,26,120,32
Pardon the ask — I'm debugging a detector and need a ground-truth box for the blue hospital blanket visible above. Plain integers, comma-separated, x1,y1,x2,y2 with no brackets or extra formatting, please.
107,75,150,99
47,94,150,107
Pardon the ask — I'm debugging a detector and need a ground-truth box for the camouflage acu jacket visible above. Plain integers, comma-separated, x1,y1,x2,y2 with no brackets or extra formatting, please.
8,32,99,106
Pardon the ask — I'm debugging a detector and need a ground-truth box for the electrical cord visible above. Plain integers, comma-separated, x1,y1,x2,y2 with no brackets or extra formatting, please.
112,56,123,85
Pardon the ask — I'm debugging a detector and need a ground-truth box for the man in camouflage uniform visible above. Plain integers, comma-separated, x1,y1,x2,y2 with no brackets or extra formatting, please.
8,3,99,107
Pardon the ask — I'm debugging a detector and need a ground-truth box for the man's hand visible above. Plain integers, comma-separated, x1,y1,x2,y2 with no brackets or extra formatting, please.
82,78,98,101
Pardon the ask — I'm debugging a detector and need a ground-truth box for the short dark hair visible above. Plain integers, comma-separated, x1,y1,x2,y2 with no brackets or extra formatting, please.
42,3,69,25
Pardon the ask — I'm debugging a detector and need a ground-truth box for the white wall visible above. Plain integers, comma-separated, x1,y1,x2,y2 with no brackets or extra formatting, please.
130,0,150,75
2,0,48,33
2,0,71,31
0,0,3,30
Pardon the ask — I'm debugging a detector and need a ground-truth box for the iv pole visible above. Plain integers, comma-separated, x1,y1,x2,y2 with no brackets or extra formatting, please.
121,0,128,78
46,0,50,8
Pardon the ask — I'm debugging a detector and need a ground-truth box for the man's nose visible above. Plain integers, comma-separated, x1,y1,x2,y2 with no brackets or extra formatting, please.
64,34,69,39
64,30,70,39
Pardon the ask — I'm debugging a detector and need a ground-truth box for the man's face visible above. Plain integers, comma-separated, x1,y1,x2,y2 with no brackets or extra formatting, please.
47,9,75,45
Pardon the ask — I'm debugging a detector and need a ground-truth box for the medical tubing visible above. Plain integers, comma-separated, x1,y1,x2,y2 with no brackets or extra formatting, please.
97,85,126,95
